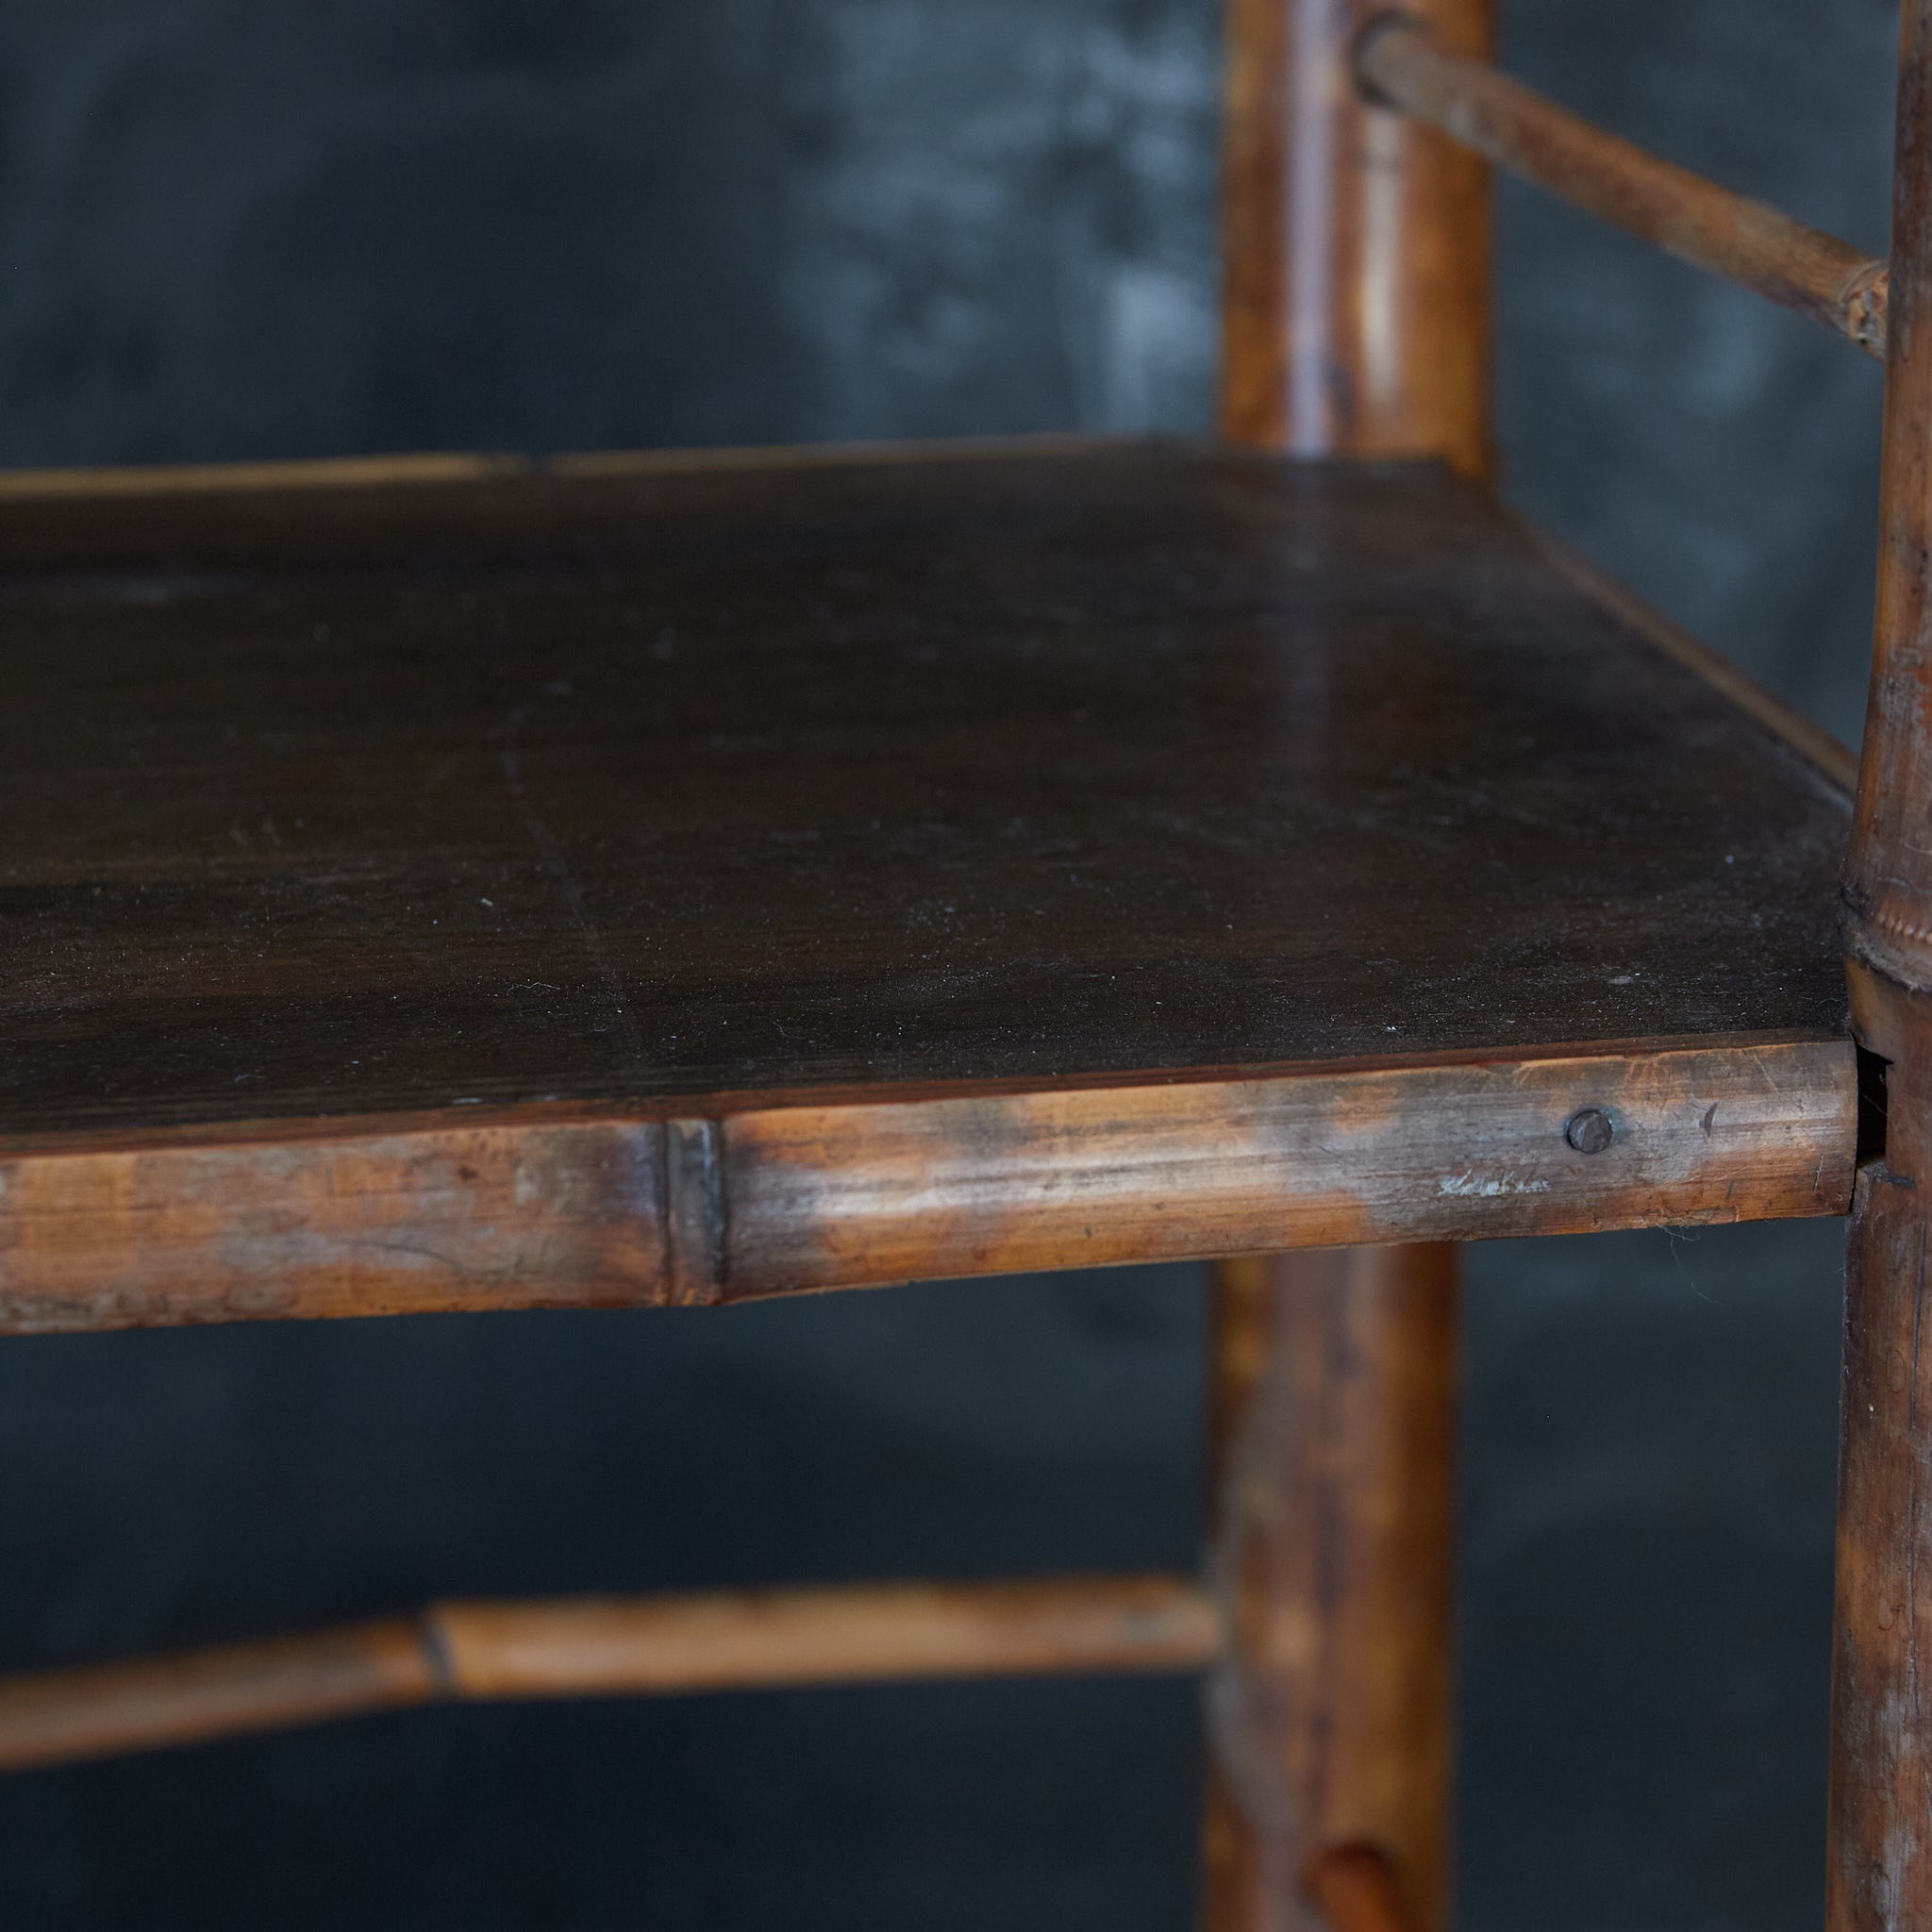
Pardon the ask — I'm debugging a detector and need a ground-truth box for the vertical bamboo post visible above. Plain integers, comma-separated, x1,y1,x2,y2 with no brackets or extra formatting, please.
1831,7,1932,1928
1204,1250,1459,1932
1221,0,1493,478
1209,4,1491,1927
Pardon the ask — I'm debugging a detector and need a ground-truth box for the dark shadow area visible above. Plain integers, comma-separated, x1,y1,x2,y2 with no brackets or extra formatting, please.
1460,1219,1845,1931
0,1270,1208,1932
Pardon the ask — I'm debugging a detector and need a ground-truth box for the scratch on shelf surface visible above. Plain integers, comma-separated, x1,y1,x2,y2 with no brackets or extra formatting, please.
501,703,646,1069
339,1236,465,1275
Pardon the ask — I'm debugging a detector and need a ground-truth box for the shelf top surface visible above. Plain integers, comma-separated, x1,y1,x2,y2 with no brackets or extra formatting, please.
0,440,1851,1143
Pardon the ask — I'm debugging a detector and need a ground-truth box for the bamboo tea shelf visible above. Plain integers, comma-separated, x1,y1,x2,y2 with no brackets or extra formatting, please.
7,0,1926,1924
0,441,1856,1331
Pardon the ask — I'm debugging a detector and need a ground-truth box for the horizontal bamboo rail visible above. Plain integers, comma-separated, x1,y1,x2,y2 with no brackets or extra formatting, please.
0,1574,1223,1775
1357,15,1890,357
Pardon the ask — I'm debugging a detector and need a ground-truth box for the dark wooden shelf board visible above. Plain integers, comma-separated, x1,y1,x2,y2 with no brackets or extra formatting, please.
0,440,1857,1328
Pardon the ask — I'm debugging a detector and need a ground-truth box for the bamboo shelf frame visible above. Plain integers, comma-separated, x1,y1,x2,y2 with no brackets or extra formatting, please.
5,3,1926,1929
0,445,1860,1335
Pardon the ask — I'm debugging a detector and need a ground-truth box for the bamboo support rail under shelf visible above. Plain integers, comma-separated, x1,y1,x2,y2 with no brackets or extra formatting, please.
0,1574,1224,1775
1357,15,1890,357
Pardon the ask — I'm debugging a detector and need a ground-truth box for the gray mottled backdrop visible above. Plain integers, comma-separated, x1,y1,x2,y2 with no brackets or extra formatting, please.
0,2,1891,1927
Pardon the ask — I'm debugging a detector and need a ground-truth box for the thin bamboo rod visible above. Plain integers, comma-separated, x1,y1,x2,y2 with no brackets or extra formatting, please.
1357,15,1890,358
0,1575,1223,1776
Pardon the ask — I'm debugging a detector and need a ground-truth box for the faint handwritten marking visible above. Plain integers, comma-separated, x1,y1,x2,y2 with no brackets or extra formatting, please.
1438,1172,1551,1198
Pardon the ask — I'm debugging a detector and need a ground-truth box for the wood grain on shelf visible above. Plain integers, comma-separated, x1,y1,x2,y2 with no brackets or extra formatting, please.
1528,525,1858,792
0,443,1858,1328
0,447,1850,1139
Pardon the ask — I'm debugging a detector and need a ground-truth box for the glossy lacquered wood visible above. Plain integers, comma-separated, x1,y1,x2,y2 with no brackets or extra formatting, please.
0,442,1856,1327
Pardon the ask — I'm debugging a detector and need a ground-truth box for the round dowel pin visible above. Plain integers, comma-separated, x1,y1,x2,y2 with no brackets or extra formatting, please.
1565,1108,1615,1155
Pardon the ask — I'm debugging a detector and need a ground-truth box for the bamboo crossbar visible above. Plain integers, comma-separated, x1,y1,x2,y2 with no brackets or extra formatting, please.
1357,15,1890,358
0,1575,1224,1775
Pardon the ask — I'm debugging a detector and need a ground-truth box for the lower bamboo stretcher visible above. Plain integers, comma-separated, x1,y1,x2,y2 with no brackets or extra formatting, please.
0,1575,1222,1775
